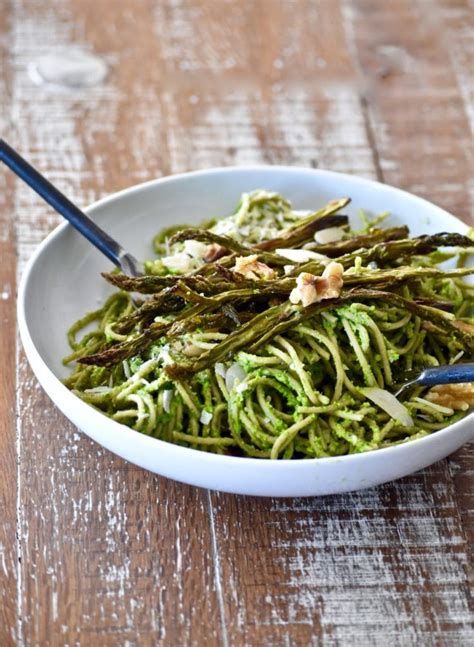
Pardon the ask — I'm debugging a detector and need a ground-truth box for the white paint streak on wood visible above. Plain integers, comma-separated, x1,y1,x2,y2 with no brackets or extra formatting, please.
165,90,266,171
341,0,473,219
15,356,30,647
153,0,238,73
153,0,266,171
0,542,8,579
1,284,11,300
261,470,472,645
10,1,180,641
9,2,136,268
207,491,229,647
433,0,474,135
206,3,471,644
269,86,377,177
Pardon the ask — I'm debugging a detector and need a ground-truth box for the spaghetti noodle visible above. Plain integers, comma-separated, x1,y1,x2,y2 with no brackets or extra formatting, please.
63,190,474,459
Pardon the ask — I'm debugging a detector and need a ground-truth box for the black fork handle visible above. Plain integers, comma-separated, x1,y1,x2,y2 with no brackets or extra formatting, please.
0,138,126,269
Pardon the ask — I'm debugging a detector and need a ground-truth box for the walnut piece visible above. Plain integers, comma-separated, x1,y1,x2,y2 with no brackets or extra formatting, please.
425,382,474,411
233,254,276,280
454,320,474,335
289,261,344,307
204,243,228,263
172,339,203,357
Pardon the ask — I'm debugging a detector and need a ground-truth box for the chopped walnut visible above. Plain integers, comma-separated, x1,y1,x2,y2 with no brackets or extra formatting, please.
454,320,474,335
204,243,229,262
233,254,276,280
172,339,203,357
425,382,474,411
289,261,344,307
421,321,442,334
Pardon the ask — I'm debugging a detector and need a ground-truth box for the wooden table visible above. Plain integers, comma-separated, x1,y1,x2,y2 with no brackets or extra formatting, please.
1,1,472,644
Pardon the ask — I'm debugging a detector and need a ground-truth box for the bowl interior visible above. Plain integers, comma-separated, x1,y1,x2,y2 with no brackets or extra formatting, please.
22,166,470,382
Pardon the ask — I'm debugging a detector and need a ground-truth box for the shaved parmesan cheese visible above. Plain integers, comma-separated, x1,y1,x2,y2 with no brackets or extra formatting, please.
84,386,112,394
225,362,246,392
158,344,173,365
162,253,194,273
122,360,131,379
361,387,414,427
275,248,330,264
213,218,236,236
183,239,209,259
215,362,227,378
235,381,249,394
200,410,213,425
314,227,345,244
163,389,173,413
292,209,313,217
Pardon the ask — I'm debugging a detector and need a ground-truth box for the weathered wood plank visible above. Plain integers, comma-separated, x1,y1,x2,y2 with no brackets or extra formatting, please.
205,1,473,644
213,463,472,646
343,0,473,224
11,1,220,644
0,2,18,644
155,0,376,178
345,0,474,595
434,0,474,137
17,380,220,645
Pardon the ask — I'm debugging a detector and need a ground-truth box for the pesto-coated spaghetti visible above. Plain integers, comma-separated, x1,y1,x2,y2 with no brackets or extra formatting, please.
63,190,474,459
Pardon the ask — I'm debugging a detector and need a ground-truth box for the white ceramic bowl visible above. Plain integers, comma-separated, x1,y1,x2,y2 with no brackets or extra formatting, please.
18,166,474,496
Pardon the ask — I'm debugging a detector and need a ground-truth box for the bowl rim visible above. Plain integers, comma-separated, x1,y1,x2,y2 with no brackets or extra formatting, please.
17,164,474,470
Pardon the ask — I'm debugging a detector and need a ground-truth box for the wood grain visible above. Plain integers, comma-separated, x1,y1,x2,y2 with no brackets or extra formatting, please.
11,1,219,644
346,0,473,223
1,0,472,645
213,463,473,645
0,2,17,645
208,2,473,644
